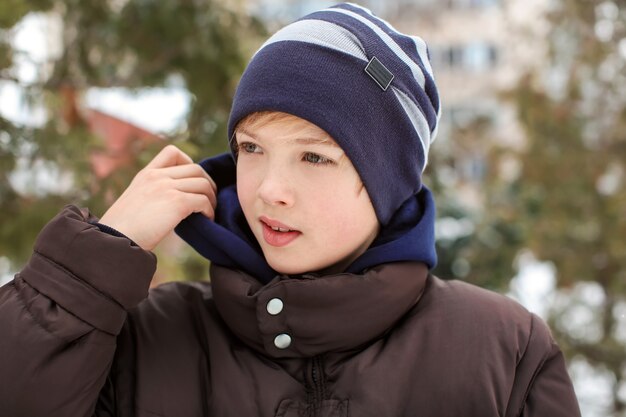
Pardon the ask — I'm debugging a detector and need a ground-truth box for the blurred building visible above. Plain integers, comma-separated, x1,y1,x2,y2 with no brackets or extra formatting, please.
388,0,547,192
390,0,514,208
59,85,161,179
87,109,161,178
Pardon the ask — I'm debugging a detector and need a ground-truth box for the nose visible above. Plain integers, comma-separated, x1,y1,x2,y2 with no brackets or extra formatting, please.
257,163,296,207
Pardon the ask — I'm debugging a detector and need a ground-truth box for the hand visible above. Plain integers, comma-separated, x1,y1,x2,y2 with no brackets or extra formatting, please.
99,145,217,251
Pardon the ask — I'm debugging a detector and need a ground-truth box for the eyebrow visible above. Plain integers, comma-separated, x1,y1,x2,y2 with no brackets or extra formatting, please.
236,127,338,147
290,137,337,146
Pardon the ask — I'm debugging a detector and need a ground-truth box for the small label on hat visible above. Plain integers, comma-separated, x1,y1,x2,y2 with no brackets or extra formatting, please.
365,56,394,91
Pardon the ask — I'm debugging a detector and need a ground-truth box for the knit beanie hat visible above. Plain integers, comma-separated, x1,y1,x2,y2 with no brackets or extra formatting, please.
228,2,441,226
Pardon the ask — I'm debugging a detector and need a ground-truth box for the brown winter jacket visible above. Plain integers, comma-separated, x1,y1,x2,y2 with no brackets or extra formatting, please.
0,205,581,417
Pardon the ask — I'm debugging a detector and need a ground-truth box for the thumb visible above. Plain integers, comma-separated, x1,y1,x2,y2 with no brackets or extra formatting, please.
145,145,194,169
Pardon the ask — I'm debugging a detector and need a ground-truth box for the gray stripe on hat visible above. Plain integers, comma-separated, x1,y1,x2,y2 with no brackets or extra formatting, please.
256,19,368,62
392,86,431,170
344,3,434,77
324,7,426,89
430,104,442,144
430,90,442,144
408,36,434,78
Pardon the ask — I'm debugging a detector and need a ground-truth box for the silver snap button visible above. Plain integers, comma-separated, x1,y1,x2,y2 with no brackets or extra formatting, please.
274,333,292,349
266,298,284,315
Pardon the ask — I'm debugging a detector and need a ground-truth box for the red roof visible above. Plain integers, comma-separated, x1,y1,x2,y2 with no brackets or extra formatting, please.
86,109,162,178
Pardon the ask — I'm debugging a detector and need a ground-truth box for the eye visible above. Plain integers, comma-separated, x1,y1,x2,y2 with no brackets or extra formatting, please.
237,142,262,154
303,152,334,165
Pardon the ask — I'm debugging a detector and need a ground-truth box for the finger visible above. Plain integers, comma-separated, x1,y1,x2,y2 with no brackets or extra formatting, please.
207,174,217,195
163,164,217,196
174,177,217,209
145,145,194,170
185,193,215,220
161,164,213,182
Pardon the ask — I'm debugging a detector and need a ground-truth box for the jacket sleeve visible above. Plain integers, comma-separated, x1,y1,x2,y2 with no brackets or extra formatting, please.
0,205,156,417
506,314,581,417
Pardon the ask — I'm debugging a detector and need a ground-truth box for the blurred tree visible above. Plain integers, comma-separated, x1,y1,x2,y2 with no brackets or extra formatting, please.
446,0,626,414
0,0,266,277
427,116,527,291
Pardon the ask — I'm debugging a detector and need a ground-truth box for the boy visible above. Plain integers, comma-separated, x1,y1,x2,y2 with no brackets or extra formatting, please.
0,3,580,416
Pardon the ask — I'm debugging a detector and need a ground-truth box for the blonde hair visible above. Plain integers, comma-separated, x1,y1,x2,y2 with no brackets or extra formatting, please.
235,111,296,132
234,111,334,144
232,111,366,194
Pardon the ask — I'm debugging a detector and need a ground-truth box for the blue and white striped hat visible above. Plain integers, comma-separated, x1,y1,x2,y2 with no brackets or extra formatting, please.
228,2,441,225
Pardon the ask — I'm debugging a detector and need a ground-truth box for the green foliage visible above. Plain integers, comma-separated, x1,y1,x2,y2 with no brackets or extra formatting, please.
0,0,31,29
428,1,625,410
0,41,12,70
511,78,625,288
426,118,527,291
0,1,266,278
477,0,625,412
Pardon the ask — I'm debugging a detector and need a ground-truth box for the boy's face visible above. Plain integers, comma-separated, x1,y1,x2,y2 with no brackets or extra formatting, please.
235,113,379,275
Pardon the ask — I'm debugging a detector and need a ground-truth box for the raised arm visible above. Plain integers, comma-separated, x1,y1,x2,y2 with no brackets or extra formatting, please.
0,145,216,417
0,206,156,417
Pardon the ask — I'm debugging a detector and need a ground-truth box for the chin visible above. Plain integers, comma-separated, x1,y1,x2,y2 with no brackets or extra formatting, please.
267,259,309,276
266,254,347,276
265,253,327,276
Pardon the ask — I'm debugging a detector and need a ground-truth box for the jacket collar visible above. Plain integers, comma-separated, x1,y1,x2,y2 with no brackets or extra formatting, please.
210,262,429,358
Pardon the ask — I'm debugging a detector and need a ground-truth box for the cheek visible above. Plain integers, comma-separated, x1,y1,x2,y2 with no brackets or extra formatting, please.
313,187,377,238
236,163,258,210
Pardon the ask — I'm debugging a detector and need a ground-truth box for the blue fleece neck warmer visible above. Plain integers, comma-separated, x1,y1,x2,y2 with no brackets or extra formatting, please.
175,154,437,284
228,3,441,226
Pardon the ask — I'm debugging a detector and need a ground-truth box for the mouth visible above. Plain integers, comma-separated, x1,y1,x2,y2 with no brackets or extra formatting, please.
260,216,302,247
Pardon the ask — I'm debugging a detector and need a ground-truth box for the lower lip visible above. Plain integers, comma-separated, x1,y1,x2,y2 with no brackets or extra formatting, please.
261,222,301,247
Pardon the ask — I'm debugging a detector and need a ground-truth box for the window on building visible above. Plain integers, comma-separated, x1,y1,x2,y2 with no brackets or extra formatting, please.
430,43,499,72
465,42,499,71
446,0,500,9
460,154,487,183
447,46,465,69
447,105,496,130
